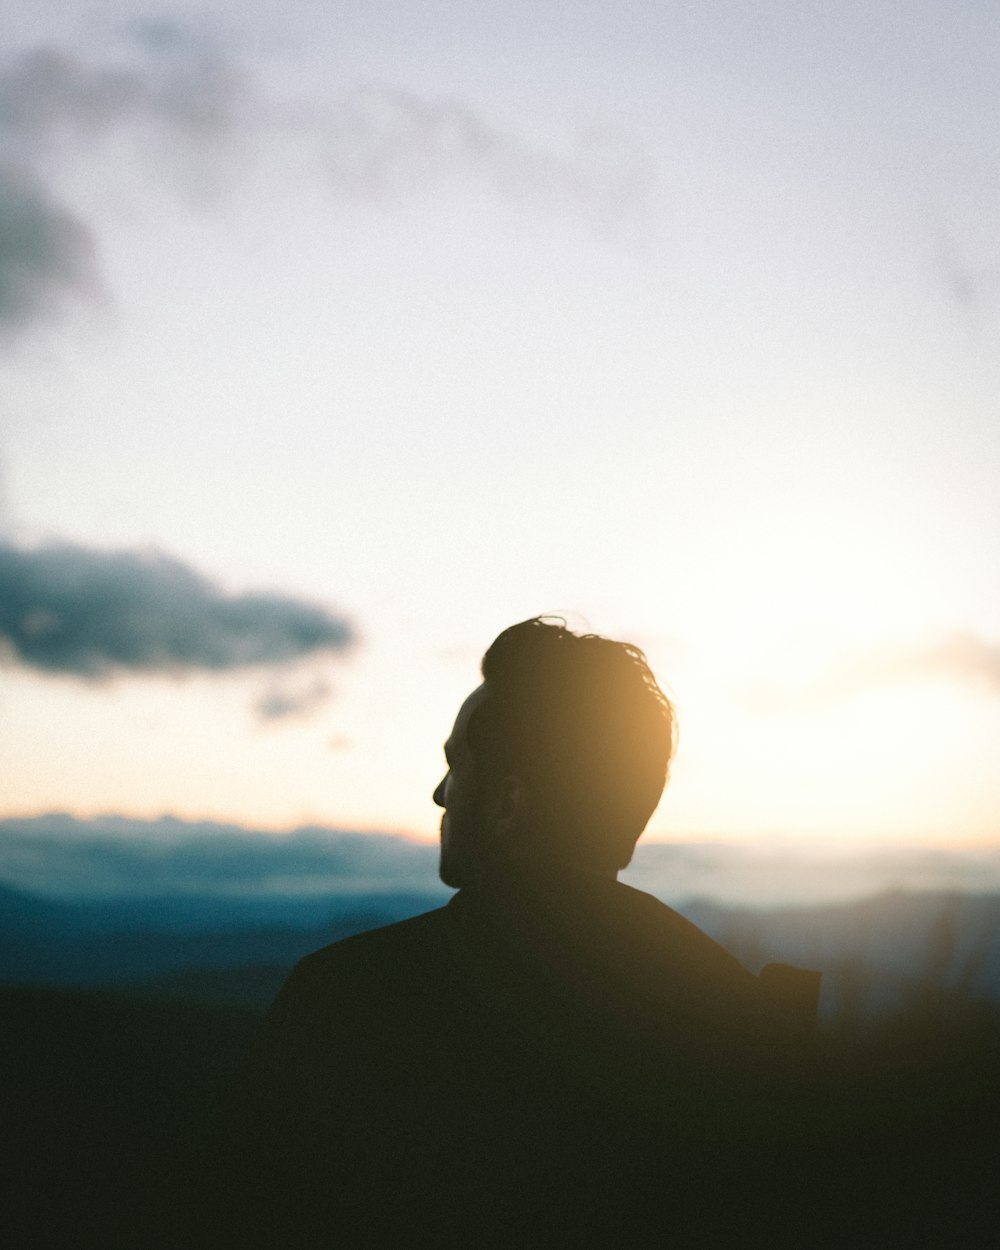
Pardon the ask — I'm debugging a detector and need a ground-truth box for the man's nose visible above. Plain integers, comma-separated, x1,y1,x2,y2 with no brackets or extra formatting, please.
433,776,447,808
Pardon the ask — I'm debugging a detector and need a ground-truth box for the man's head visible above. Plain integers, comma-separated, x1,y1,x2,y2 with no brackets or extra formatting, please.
433,617,676,888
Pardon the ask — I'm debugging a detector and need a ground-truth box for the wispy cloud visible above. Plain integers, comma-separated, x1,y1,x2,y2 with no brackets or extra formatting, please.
0,538,356,680
844,634,1000,696
0,22,651,337
0,29,245,337
810,633,1000,702
303,85,652,227
0,33,244,151
254,675,333,723
0,162,95,335
747,632,1000,711
0,813,441,899
929,220,1000,314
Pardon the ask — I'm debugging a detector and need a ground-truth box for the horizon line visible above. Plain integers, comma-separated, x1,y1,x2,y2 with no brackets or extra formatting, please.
3,807,999,853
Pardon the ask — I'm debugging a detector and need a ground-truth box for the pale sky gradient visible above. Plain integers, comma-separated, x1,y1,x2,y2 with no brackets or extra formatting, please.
2,3,999,846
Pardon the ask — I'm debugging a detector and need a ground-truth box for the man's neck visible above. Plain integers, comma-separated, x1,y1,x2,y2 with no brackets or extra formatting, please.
478,851,619,889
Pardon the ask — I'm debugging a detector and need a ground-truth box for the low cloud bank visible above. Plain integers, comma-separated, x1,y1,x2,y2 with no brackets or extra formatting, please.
0,814,440,899
3,813,999,907
0,539,356,679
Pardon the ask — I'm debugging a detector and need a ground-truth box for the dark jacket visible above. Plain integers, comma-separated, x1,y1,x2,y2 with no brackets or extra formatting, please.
196,868,821,1248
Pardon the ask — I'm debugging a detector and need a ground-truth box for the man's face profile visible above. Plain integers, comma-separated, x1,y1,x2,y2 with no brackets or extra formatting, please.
433,684,498,888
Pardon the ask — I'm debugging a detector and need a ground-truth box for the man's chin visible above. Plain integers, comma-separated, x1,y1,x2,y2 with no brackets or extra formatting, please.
438,851,462,890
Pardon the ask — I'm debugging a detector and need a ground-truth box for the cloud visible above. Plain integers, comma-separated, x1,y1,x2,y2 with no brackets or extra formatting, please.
860,634,1000,695
308,86,652,228
747,631,1000,712
0,162,95,334
0,30,651,220
0,25,651,339
254,675,333,722
0,538,356,679
809,633,1000,702
0,30,249,336
929,221,1000,313
0,33,240,337
0,36,244,150
0,813,442,899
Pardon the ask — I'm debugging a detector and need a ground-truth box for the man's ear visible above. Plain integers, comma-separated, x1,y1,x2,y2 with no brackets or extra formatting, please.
494,773,527,836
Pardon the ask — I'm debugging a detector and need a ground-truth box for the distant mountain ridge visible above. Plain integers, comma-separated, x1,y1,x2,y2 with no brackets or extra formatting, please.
4,814,1000,1025
0,881,442,997
2,876,999,1023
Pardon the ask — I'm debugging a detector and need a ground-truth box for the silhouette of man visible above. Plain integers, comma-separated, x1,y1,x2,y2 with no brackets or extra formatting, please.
201,619,820,1248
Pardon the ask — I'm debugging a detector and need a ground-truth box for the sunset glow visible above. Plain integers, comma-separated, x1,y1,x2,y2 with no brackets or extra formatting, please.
2,3,999,850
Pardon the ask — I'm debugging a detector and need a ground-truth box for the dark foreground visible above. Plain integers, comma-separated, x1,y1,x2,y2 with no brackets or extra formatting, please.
2,981,998,1249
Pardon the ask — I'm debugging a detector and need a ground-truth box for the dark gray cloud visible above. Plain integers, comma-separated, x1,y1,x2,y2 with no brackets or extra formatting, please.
0,538,356,679
0,162,95,334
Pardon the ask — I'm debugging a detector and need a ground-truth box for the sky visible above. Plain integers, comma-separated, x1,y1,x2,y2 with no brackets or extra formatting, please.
2,2,999,849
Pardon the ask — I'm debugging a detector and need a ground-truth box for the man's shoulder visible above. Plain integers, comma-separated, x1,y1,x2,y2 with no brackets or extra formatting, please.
259,904,460,1036
609,880,754,980
286,902,456,994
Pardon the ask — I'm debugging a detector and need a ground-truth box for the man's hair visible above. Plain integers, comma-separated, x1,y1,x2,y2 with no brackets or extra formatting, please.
467,617,677,870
